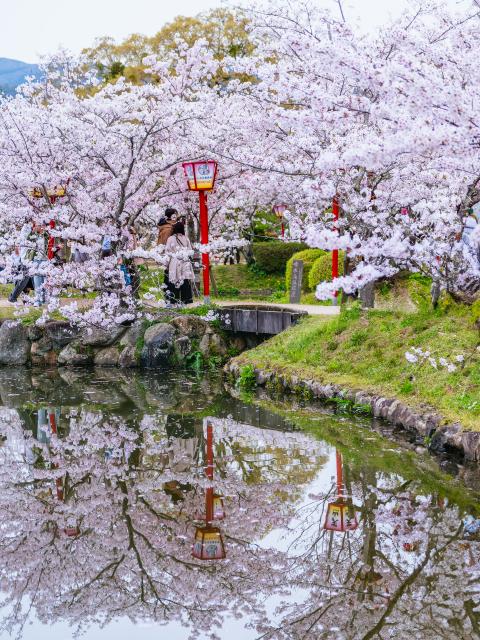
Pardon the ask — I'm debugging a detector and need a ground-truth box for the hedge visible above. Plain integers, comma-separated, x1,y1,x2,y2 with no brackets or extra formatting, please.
252,240,308,274
308,251,345,290
285,249,326,292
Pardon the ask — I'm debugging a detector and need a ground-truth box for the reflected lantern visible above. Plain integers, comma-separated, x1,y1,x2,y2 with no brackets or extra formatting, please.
213,493,225,520
324,500,358,532
29,185,67,199
182,160,218,191
192,525,226,560
324,450,359,532
64,526,80,538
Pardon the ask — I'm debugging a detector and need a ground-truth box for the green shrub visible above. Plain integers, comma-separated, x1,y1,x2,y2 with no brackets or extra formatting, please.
308,251,345,290
285,249,325,292
237,365,257,391
471,299,480,325
252,240,308,274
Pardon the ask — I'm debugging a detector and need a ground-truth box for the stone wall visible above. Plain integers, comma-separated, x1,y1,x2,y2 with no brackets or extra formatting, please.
0,314,240,369
225,361,480,463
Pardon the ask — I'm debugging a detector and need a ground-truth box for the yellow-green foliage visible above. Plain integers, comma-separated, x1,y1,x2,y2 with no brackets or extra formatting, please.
308,251,345,290
285,249,325,292
82,9,253,86
234,303,480,430
472,299,480,325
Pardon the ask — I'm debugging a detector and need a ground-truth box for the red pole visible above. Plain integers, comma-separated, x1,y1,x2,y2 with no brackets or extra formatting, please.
281,222,285,238
336,449,343,498
48,410,57,435
205,423,214,523
199,190,210,303
47,219,55,260
56,477,64,501
332,196,339,304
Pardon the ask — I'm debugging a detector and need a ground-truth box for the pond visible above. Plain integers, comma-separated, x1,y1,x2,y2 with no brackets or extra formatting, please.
0,368,478,640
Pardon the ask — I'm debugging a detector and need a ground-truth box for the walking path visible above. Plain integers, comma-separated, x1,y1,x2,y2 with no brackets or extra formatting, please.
0,297,340,317
211,301,340,316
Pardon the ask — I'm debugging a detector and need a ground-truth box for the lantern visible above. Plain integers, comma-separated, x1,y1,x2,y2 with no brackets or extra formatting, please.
29,185,67,199
324,499,358,532
273,203,287,218
181,161,218,303
182,160,218,191
192,525,226,560
64,526,80,538
273,204,288,238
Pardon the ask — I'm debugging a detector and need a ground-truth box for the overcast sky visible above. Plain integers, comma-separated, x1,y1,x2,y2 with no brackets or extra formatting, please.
1,0,468,63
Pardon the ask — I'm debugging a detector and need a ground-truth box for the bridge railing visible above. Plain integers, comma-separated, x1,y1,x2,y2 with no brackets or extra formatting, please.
216,306,306,335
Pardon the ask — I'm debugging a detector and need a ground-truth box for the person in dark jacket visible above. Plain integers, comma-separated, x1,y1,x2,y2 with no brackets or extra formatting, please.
158,208,178,304
157,208,177,245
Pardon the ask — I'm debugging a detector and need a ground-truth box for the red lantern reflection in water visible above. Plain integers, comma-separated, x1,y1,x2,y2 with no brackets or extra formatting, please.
324,450,358,533
192,422,226,560
48,409,80,538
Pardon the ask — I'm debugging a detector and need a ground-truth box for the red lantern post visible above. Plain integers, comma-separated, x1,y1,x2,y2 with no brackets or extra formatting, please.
332,196,339,305
182,161,218,304
206,422,214,524
273,204,287,238
29,185,67,261
192,421,226,560
324,449,358,533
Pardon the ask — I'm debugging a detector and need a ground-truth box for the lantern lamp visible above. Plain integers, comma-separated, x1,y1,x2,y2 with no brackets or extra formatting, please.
182,160,218,192
29,185,67,199
324,500,358,532
192,525,226,560
273,204,287,219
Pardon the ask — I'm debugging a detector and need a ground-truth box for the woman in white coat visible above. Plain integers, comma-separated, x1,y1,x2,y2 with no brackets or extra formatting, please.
165,221,194,305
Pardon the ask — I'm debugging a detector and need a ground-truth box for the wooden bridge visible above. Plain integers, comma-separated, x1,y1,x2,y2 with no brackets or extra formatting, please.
216,304,308,335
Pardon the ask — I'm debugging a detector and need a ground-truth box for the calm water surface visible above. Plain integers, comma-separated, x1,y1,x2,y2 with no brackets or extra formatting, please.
0,368,478,640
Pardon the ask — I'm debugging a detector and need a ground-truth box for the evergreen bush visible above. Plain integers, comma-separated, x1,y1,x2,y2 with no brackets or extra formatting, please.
252,240,308,274
308,251,345,290
285,249,325,292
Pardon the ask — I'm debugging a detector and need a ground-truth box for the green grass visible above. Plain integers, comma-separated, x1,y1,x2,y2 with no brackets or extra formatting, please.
212,264,285,298
234,302,480,430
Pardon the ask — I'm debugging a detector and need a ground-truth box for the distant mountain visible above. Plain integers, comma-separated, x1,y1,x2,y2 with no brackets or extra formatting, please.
0,58,40,95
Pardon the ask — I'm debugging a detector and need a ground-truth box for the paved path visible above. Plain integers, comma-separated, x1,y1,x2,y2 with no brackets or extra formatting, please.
0,298,92,309
0,297,340,317
212,300,340,316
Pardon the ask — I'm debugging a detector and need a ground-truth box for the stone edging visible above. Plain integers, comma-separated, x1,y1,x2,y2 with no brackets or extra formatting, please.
224,361,480,463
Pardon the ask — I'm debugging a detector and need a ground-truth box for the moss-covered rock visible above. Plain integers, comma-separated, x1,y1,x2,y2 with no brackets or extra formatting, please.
58,341,93,366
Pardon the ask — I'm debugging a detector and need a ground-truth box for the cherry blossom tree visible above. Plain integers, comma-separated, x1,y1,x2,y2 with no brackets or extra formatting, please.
0,42,260,325
224,0,480,301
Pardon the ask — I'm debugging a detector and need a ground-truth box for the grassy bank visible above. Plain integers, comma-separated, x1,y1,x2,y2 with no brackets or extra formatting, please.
233,301,480,430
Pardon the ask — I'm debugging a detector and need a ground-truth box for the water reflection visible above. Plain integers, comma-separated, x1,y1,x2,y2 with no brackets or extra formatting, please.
0,369,477,639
